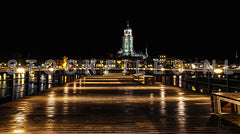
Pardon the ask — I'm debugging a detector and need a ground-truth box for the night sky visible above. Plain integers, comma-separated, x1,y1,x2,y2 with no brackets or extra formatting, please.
1,4,239,62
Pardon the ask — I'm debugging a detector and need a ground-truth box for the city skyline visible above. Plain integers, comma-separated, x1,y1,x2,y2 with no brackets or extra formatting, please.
1,7,239,61
1,4,240,133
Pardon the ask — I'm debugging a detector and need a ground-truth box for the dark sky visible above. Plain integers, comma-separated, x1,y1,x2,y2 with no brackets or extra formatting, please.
1,4,239,61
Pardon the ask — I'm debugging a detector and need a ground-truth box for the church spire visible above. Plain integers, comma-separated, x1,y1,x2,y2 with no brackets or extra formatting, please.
145,47,148,58
127,20,130,28
236,51,238,60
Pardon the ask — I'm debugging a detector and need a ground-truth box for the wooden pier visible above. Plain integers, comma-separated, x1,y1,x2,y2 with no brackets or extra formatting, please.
0,73,240,133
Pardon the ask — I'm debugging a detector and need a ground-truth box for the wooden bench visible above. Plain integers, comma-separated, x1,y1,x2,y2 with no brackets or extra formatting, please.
211,93,240,114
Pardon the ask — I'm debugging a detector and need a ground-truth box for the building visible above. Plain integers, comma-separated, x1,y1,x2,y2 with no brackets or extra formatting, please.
153,55,176,67
56,56,67,68
118,22,148,58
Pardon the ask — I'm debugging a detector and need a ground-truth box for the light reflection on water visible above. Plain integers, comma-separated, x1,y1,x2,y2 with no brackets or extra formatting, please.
160,87,166,115
13,101,33,133
177,91,186,132
0,72,56,100
47,91,56,118
63,86,69,115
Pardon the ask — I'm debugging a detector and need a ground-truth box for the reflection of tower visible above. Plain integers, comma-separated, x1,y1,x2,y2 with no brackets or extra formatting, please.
122,22,134,56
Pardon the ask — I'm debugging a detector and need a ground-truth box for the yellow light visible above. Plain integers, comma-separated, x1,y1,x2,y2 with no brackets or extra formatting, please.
16,68,25,73
214,69,223,74
192,86,196,91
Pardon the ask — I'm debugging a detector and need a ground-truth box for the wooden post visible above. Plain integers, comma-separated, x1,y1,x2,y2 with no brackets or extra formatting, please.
226,74,229,92
169,71,173,86
7,74,14,101
164,71,167,85
25,71,30,95
212,94,221,114
183,71,187,89
67,74,70,82
237,105,240,114
58,70,62,86
208,71,211,93
45,74,49,89
37,71,41,92
62,73,66,85
195,71,199,92
176,75,179,87
52,73,55,87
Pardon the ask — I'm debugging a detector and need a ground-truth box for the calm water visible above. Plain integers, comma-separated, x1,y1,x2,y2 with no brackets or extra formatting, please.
0,72,56,100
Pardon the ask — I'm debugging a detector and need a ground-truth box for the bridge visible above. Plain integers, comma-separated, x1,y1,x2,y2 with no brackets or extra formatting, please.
1,68,240,133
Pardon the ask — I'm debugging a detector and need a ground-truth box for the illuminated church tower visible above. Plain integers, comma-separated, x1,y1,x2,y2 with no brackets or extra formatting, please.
118,21,148,58
119,22,134,56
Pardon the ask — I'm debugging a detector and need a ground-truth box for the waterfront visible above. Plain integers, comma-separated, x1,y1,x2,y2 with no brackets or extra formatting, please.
0,73,240,133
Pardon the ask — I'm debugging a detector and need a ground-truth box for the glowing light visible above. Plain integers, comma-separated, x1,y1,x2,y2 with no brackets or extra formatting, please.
47,91,55,118
16,68,25,73
103,70,109,74
192,86,196,91
13,129,24,133
48,68,55,72
191,64,196,69
214,69,223,74
150,93,154,99
178,68,184,72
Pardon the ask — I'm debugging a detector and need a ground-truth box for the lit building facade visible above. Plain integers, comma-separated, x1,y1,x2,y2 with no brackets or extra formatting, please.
118,22,148,58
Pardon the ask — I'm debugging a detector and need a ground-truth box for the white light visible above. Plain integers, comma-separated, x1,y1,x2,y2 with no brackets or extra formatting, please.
48,68,54,72
214,69,223,74
16,68,25,73
103,70,109,74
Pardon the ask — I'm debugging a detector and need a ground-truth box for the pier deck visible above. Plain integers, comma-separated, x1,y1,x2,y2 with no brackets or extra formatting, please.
0,73,240,133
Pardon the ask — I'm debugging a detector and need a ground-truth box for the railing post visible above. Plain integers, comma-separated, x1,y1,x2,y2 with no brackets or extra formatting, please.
45,74,49,88
208,71,211,93
25,71,30,95
195,71,199,92
169,71,173,86
164,71,167,85
183,71,187,89
58,70,62,86
7,74,14,101
62,73,66,85
226,74,229,92
176,75,179,87
37,71,41,92
52,73,55,87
